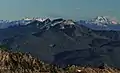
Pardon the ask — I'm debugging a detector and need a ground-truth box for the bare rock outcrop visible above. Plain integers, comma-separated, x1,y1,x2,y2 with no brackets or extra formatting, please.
0,49,120,73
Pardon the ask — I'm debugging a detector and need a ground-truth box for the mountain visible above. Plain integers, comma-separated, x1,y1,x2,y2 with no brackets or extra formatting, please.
77,16,120,31
1,17,120,68
91,16,119,25
0,17,48,29
0,20,31,29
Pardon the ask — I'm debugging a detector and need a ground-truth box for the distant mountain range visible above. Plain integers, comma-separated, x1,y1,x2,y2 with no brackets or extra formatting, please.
1,16,120,68
0,16,120,30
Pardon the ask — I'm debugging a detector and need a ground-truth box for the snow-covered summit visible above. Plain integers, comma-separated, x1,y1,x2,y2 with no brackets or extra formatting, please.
23,17,48,22
91,16,119,25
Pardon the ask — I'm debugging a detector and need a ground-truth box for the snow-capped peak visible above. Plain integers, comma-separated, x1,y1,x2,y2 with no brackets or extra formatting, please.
63,19,75,25
23,18,32,21
35,18,47,22
94,16,109,24
23,17,48,22
91,16,119,25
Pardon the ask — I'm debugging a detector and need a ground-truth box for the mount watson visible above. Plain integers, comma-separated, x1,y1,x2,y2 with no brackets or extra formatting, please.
0,16,120,68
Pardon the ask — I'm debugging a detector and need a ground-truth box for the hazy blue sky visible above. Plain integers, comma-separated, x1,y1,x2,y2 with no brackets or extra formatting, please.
0,0,120,20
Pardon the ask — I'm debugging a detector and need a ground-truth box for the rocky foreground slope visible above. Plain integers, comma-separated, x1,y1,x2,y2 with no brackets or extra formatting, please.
0,48,120,73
